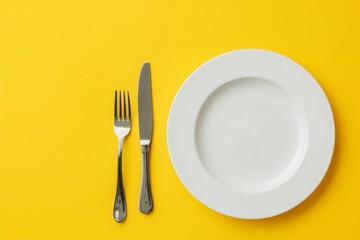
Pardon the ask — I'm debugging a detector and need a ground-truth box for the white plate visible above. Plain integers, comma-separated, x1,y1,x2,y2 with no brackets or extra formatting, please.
167,50,335,219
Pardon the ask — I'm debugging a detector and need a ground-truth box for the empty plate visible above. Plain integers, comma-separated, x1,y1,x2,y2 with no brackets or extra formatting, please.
167,49,335,219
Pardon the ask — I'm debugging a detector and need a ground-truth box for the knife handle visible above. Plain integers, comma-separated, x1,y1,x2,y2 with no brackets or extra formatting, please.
113,140,126,222
139,144,153,214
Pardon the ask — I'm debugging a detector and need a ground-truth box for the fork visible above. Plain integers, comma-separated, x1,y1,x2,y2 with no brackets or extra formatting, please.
113,90,131,222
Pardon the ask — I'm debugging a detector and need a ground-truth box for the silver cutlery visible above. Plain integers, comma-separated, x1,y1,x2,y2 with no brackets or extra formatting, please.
138,62,153,214
113,90,131,222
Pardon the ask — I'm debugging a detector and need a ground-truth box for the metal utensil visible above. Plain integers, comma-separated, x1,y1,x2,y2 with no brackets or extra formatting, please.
138,62,153,214
113,90,131,222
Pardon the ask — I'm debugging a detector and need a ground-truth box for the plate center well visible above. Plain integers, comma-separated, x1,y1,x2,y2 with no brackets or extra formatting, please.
195,77,308,192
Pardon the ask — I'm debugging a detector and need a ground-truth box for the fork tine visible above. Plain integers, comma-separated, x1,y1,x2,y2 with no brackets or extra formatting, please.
119,91,122,119
114,90,118,119
123,90,127,119
127,91,131,119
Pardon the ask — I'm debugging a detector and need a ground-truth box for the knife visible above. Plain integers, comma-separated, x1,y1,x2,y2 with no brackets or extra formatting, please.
138,62,153,214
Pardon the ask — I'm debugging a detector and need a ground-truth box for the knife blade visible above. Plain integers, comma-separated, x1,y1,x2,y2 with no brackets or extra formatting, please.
138,62,153,214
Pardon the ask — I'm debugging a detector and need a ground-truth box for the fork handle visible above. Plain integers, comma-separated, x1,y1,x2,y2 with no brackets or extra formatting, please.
113,140,126,222
139,144,153,214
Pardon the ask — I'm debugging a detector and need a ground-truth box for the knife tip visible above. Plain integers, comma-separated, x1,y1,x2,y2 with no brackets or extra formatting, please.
142,61,150,67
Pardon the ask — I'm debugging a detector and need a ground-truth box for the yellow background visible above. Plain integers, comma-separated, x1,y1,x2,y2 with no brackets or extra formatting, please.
1,0,359,239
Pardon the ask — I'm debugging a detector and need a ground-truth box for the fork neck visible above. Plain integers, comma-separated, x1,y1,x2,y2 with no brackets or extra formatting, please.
118,139,124,155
